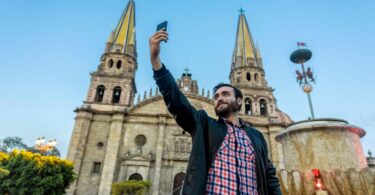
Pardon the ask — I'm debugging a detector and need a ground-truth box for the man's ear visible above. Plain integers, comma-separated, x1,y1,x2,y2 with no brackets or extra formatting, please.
236,98,242,111
237,98,242,106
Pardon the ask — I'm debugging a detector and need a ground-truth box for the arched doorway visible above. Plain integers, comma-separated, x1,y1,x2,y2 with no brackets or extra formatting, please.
128,173,143,181
172,172,185,195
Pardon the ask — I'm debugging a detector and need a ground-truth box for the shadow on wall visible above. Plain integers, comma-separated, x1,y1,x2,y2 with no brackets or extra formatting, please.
277,168,375,195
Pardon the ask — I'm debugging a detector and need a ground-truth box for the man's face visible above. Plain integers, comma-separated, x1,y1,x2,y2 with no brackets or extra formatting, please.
213,86,242,118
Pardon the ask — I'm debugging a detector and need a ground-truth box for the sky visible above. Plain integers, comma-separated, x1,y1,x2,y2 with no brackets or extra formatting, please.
0,0,374,158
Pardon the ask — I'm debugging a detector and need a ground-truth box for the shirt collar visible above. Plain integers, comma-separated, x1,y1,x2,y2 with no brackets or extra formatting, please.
220,117,247,128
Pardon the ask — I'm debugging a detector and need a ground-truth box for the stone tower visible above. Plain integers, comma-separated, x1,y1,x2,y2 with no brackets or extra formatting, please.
177,67,199,95
230,11,293,168
66,1,137,194
230,11,277,118
89,0,137,108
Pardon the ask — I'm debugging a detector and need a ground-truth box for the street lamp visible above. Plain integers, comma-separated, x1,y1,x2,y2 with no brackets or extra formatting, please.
290,42,317,119
35,136,57,155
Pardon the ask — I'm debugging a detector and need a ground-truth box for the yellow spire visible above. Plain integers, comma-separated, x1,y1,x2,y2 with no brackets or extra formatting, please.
111,0,136,53
233,10,257,67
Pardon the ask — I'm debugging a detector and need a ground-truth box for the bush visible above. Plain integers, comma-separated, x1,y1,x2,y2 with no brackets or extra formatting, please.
112,180,151,195
0,150,75,195
0,167,9,179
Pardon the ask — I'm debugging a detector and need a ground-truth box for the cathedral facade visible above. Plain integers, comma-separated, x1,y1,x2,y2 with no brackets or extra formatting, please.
66,1,293,194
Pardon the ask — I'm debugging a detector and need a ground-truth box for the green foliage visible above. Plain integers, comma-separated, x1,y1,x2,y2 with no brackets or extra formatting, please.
0,167,10,179
112,180,151,195
0,136,29,153
0,150,75,195
0,136,61,157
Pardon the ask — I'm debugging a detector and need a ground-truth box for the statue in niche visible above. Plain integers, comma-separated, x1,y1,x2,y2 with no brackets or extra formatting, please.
137,147,142,155
180,140,186,153
175,141,179,153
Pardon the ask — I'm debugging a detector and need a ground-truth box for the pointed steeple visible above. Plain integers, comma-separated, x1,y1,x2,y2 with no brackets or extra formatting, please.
232,10,259,68
228,10,278,118
110,0,136,54
87,0,138,107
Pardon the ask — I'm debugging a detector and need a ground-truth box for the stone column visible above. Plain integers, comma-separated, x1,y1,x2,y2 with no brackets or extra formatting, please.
152,116,167,195
98,113,124,195
66,110,93,195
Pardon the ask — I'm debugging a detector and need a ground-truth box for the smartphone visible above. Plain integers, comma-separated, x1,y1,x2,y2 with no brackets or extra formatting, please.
156,21,168,32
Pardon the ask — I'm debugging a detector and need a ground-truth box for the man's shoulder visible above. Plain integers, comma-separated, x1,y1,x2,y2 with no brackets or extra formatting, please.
196,109,212,120
195,110,219,124
245,125,265,138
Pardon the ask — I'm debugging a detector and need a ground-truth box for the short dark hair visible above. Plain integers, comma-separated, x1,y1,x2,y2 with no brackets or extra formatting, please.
213,83,243,99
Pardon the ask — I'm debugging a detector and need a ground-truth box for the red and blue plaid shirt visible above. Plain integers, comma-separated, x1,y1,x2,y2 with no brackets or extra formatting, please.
206,120,258,195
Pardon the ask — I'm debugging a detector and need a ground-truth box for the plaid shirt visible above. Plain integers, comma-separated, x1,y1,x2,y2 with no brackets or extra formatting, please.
206,120,258,195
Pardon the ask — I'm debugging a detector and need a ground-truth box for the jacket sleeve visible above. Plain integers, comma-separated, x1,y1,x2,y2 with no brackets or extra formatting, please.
259,131,282,195
153,64,199,136
266,158,281,195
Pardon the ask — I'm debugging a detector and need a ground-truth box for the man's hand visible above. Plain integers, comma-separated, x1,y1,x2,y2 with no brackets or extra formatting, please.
149,30,168,70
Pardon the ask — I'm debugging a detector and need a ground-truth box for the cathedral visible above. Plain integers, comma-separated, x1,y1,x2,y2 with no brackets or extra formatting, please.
66,1,293,194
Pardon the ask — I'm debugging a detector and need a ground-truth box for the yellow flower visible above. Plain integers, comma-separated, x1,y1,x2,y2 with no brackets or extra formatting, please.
0,152,9,162
5,150,74,168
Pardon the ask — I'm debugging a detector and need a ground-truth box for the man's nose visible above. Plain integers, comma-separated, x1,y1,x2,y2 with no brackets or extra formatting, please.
216,99,224,105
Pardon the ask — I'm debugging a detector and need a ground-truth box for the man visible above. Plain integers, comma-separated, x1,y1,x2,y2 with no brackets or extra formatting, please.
149,30,281,195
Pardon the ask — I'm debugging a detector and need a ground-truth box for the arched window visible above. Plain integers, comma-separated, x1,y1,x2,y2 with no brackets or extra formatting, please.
116,60,122,69
94,85,105,103
246,72,251,81
173,173,186,195
108,59,113,68
245,98,252,115
128,173,143,181
254,73,258,81
112,86,121,103
260,99,267,116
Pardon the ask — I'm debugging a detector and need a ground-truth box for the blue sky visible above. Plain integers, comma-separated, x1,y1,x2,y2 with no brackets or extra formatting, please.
0,0,374,158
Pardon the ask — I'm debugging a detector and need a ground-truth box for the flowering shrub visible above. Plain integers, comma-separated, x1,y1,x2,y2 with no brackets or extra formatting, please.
0,167,9,179
112,180,151,195
0,150,75,195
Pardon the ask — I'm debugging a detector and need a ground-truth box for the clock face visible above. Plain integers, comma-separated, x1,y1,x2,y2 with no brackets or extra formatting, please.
183,86,189,91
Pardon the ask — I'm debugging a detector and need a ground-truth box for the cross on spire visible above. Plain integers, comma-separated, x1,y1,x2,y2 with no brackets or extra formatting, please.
184,67,190,74
239,8,245,14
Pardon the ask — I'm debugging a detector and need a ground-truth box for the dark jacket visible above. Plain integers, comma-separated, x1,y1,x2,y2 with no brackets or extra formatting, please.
154,65,281,195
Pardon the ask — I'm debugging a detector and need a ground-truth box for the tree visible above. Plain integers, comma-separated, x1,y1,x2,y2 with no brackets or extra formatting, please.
0,136,28,153
0,136,61,157
0,150,75,195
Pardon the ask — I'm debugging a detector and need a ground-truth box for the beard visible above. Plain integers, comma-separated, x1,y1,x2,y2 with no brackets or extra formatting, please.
214,100,240,118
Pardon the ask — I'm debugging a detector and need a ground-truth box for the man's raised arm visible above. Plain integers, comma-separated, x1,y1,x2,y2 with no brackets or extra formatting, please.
149,30,167,71
149,30,200,136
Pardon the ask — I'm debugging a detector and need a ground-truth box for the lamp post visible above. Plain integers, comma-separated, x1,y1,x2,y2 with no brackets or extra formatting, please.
290,42,317,119
35,136,57,155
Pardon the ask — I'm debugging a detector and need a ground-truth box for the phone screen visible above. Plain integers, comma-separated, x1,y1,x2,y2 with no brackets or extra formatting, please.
156,21,168,32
